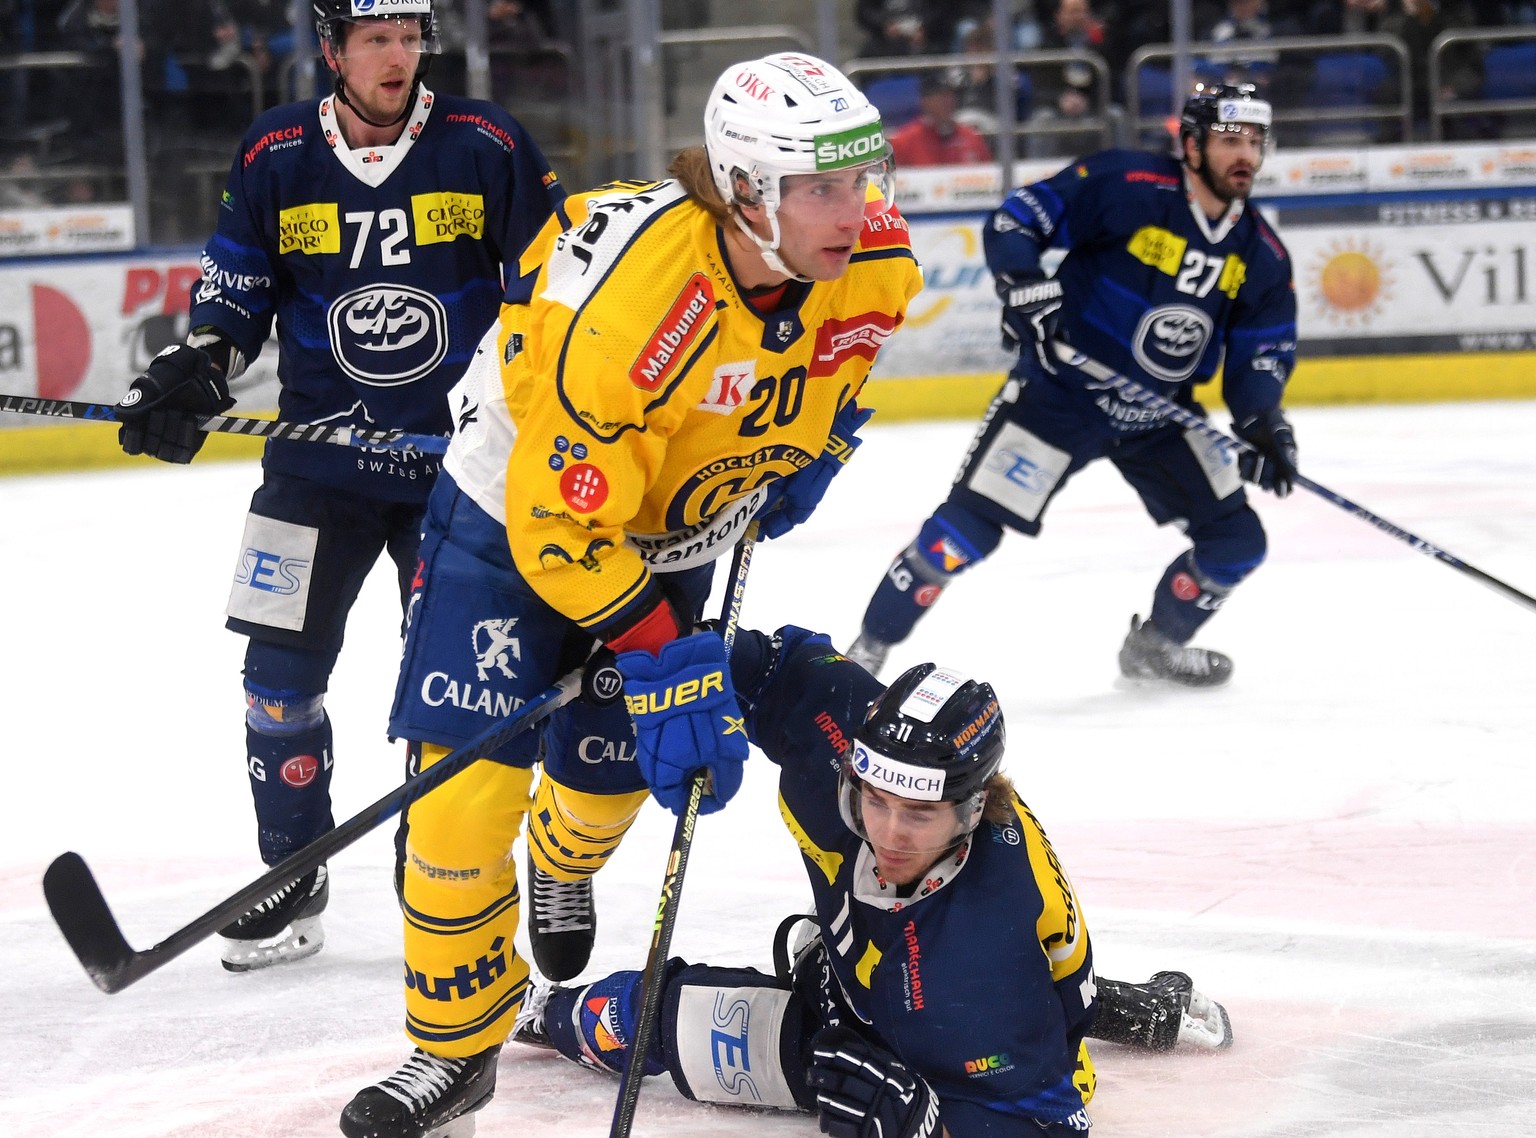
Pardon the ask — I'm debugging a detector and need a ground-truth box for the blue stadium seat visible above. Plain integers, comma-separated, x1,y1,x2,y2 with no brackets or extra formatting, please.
862,74,923,130
1482,42,1536,101
1307,52,1390,144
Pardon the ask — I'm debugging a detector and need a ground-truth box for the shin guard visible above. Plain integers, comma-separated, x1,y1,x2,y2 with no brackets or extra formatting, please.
244,696,335,865
527,775,648,881
402,754,535,1057
858,511,996,646
1147,551,1236,645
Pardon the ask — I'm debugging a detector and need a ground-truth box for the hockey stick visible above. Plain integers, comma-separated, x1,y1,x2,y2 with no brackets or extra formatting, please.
1053,343,1536,616
0,394,449,455
44,669,590,994
609,520,761,1138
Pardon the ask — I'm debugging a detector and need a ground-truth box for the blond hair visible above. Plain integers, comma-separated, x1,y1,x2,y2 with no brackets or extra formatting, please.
668,145,735,224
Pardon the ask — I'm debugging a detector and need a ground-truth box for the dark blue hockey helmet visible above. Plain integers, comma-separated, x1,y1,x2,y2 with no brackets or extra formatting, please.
313,0,441,57
1179,81,1272,154
837,663,1006,845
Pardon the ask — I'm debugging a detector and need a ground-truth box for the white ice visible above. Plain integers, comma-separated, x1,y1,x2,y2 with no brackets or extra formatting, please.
3,400,1535,1138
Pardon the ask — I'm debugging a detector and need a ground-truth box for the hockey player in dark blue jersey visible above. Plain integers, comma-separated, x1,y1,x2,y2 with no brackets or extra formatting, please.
110,0,565,972
509,626,1233,1137
847,83,1301,688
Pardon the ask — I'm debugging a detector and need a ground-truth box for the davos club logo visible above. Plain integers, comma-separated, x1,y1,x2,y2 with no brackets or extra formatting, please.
327,284,448,387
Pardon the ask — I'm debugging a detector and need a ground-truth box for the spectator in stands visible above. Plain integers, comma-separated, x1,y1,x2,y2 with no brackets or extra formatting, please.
1205,0,1279,93
225,0,296,106
890,69,994,167
1027,0,1109,159
489,0,554,42
1380,0,1481,136
1306,0,1387,33
855,0,987,58
51,0,135,201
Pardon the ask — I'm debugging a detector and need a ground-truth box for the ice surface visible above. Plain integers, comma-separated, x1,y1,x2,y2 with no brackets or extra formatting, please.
3,401,1534,1137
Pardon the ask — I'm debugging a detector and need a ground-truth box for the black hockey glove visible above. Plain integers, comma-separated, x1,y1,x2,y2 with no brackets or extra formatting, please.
117,344,234,464
807,1026,941,1138
998,272,1064,375
1233,407,1299,498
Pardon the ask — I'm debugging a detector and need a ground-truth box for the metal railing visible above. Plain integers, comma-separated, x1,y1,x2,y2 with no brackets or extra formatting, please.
1126,33,1413,148
1429,26,1536,141
843,50,1119,162
657,24,815,155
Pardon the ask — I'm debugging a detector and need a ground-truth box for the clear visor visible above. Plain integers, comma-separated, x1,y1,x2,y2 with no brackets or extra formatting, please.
837,768,983,855
335,16,441,58
777,153,896,222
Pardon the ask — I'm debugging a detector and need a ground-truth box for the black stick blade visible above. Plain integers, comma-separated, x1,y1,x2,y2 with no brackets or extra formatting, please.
43,852,140,994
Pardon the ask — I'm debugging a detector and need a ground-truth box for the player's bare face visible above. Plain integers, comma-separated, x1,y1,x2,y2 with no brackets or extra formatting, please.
1201,126,1265,202
772,164,882,280
335,18,424,123
857,783,960,886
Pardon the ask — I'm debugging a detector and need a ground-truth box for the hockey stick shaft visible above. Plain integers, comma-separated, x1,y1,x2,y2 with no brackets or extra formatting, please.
1054,344,1536,616
44,670,583,994
609,521,760,1138
0,394,449,455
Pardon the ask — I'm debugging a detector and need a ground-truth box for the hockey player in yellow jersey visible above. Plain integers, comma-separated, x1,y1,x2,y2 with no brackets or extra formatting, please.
340,52,921,1138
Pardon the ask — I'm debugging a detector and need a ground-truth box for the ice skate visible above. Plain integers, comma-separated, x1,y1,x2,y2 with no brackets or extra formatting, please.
340,1045,500,1138
1117,615,1232,688
1178,977,1235,1050
509,979,558,1050
1092,971,1233,1051
843,632,891,678
218,864,328,973
526,852,595,983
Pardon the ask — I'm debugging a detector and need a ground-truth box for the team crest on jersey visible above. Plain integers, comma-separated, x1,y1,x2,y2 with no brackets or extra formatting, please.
698,361,754,415
630,273,715,392
808,312,899,378
1131,304,1213,382
327,284,448,386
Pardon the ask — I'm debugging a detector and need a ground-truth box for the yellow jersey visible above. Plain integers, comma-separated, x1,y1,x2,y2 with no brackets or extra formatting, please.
444,178,922,635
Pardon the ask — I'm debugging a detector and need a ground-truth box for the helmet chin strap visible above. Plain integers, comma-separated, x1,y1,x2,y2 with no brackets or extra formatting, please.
332,73,420,130
731,210,812,284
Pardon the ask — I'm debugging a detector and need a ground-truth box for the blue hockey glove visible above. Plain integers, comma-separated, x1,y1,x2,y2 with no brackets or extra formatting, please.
616,631,749,815
757,402,874,541
998,272,1064,375
808,1026,941,1138
1233,407,1299,498
116,344,234,464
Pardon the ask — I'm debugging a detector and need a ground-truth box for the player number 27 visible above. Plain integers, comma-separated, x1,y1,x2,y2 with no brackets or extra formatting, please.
345,209,413,269
1175,250,1222,298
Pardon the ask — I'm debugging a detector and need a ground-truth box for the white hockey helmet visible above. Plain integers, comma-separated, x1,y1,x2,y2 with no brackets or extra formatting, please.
704,53,893,277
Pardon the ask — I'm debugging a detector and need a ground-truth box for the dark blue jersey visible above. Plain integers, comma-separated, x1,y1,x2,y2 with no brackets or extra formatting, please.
733,628,1097,1136
984,148,1297,432
191,86,565,501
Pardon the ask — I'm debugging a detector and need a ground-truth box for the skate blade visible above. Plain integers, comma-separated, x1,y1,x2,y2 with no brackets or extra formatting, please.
1178,992,1234,1050
427,1114,476,1138
220,915,325,973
